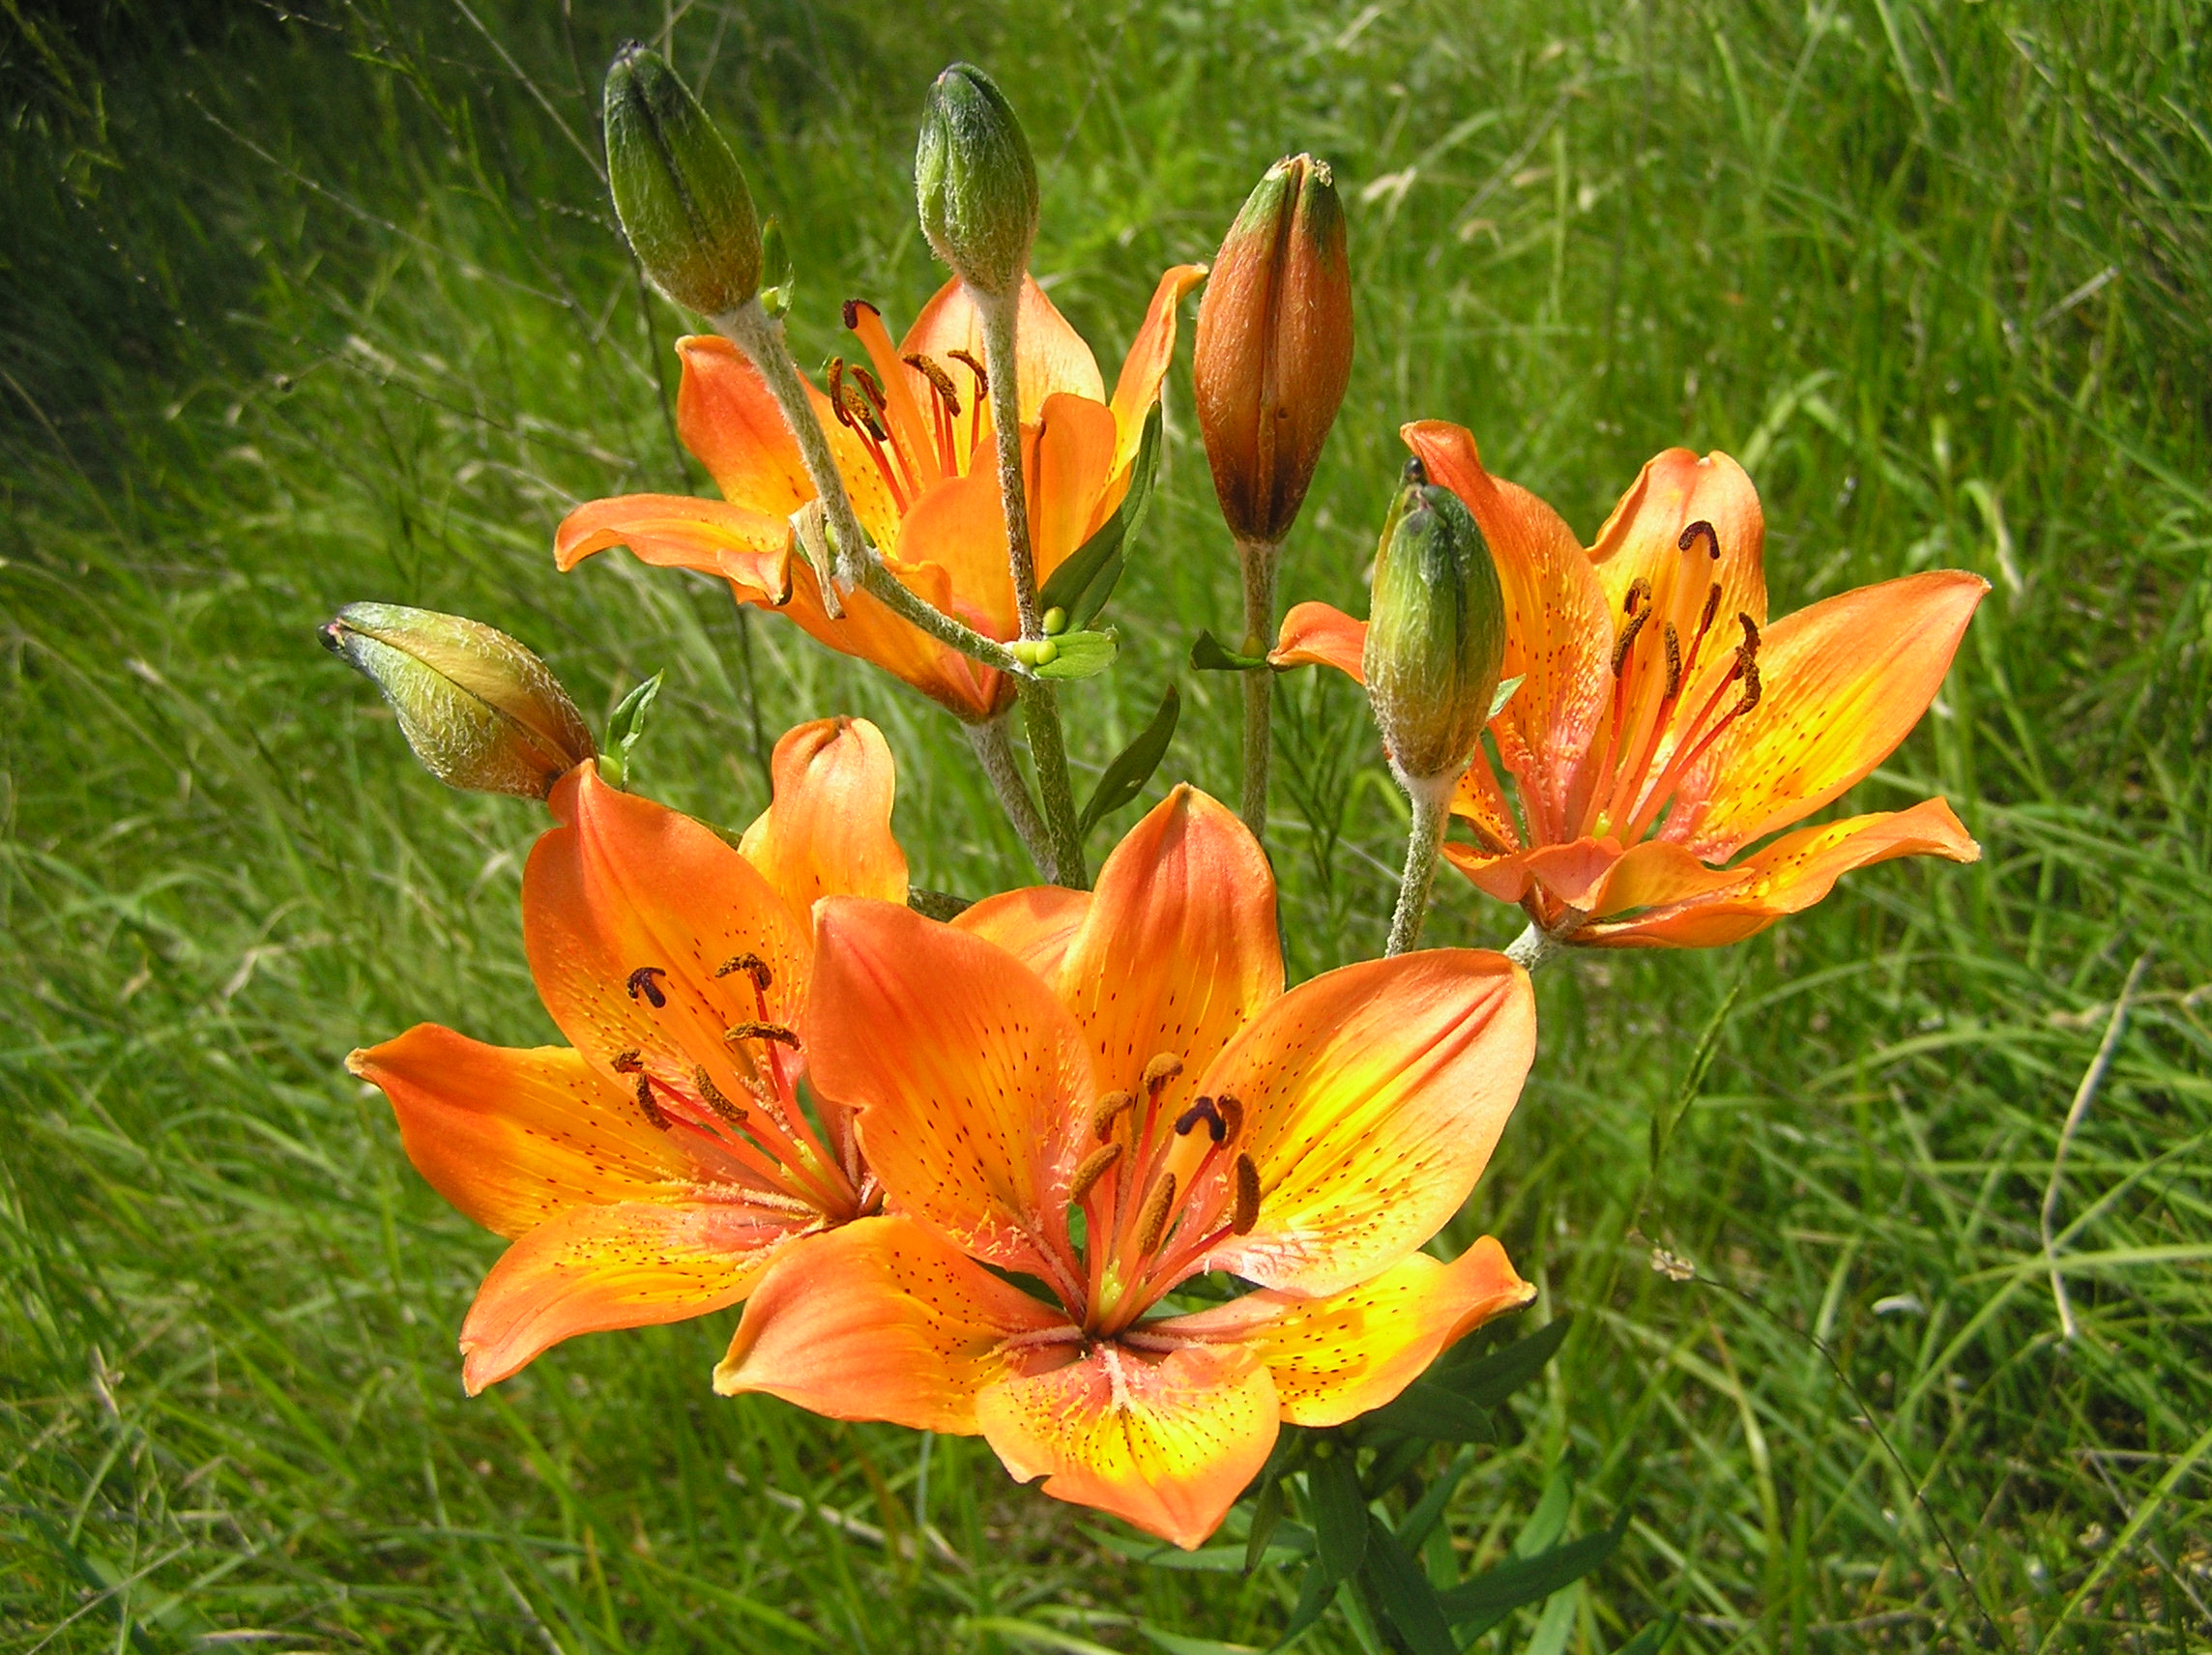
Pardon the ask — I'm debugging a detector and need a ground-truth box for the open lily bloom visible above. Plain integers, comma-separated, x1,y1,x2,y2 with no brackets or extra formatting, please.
1273,423,1989,948
348,718,906,1393
555,268,1206,721
714,788,1537,1549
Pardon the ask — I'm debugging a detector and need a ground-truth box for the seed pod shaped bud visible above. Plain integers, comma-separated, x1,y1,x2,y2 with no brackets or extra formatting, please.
1193,155,1353,546
320,603,595,798
603,44,761,316
1362,460,1506,785
915,63,1038,299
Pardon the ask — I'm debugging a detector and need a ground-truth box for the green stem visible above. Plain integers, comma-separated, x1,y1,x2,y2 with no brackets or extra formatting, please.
714,300,1024,678
1385,773,1454,957
976,283,1088,886
1237,537,1279,841
1504,921,1566,972
964,715,1056,883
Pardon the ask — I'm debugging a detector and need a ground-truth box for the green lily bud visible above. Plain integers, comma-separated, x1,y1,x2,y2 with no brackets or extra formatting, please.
603,43,761,316
915,63,1037,298
320,603,596,798
1362,459,1506,785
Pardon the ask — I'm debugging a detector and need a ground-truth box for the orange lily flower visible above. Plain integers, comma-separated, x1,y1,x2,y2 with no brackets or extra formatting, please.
1272,423,1989,947
347,717,906,1393
713,788,1537,1549
555,268,1206,721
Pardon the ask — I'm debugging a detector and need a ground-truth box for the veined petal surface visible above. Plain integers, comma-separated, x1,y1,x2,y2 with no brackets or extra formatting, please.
951,886,1092,980
738,717,908,916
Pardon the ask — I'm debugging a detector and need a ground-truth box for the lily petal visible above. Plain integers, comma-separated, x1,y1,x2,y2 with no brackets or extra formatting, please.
806,898,1091,1284
1108,264,1209,479
349,1026,697,1238
975,1341,1278,1551
1403,421,1609,844
1270,600,1366,681
1054,787,1284,1116
738,717,909,916
772,558,1008,723
554,493,792,601
894,469,1021,640
951,886,1092,979
1192,950,1535,1297
712,1214,1068,1430
901,275,1106,422
1588,447,1767,636
1667,570,1989,857
458,1198,807,1394
1031,392,1122,583
524,765,810,1101
1584,797,1980,948
672,335,815,517
1157,1236,1533,1427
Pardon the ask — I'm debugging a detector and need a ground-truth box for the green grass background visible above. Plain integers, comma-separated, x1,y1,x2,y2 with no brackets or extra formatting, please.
4,0,2209,1648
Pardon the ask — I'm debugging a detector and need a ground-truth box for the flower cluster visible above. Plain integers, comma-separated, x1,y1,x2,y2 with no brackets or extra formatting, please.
325,46,1983,1564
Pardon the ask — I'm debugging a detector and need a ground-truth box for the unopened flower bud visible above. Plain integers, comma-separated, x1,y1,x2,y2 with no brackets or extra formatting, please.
1362,461,1505,785
320,603,596,798
915,63,1037,298
1193,155,1353,546
603,44,761,316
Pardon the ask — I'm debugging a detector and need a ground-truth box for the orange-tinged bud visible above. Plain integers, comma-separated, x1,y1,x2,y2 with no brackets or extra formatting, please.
319,602,595,798
1192,155,1353,545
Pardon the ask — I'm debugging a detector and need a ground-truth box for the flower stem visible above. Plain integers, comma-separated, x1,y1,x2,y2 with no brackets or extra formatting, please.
1386,772,1453,957
976,284,1088,887
1237,537,1279,841
713,299,1024,678
965,714,1056,883
1504,921,1565,972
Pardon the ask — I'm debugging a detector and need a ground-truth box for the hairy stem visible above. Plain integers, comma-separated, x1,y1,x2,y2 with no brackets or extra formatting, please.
1237,537,1280,841
714,300,1024,677
1386,773,1454,957
976,284,1088,886
1504,921,1566,972
965,715,1056,883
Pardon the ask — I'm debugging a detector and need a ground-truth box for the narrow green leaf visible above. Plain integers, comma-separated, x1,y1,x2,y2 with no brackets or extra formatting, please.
1427,1314,1571,1408
1190,627,1269,672
1273,1558,1339,1649
1396,1446,1475,1554
1141,1626,1267,1655
1084,1523,1309,1572
1039,402,1162,626
1435,1522,1622,1622
1031,628,1118,681
1612,1615,1680,1655
1360,1380,1497,1442
601,669,664,789
1516,1466,1575,1557
1359,1514,1456,1655
1487,673,1524,719
1081,682,1179,834
1244,1474,1285,1575
1308,1448,1368,1587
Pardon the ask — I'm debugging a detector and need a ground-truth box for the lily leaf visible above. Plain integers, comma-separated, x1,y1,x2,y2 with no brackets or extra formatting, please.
1613,1616,1680,1655
1081,683,1179,835
1488,673,1525,719
1426,1314,1572,1408
1438,1516,1625,1633
1039,401,1162,628
1244,1474,1285,1576
1359,1515,1456,1655
600,670,664,790
1190,628,1269,672
1307,1449,1368,1589
1360,1379,1496,1443
1031,629,1118,682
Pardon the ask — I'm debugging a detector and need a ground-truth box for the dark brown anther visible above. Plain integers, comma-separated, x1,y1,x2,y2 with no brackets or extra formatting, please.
842,298,875,332
946,348,987,399
1662,623,1683,701
827,358,853,428
610,1048,645,1074
693,1067,747,1124
1624,576,1652,617
724,1020,801,1049
1612,604,1650,678
904,353,962,417
632,1073,671,1131
850,363,889,420
1214,1095,1244,1147
1174,1096,1224,1138
1134,1172,1179,1257
1733,659,1762,717
1700,582,1723,636
1232,1153,1262,1234
1067,1142,1122,1205
626,967,669,1008
1142,1053,1184,1095
1737,612,1761,658
1091,1090,1136,1142
715,953,773,991
1678,519,1719,560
